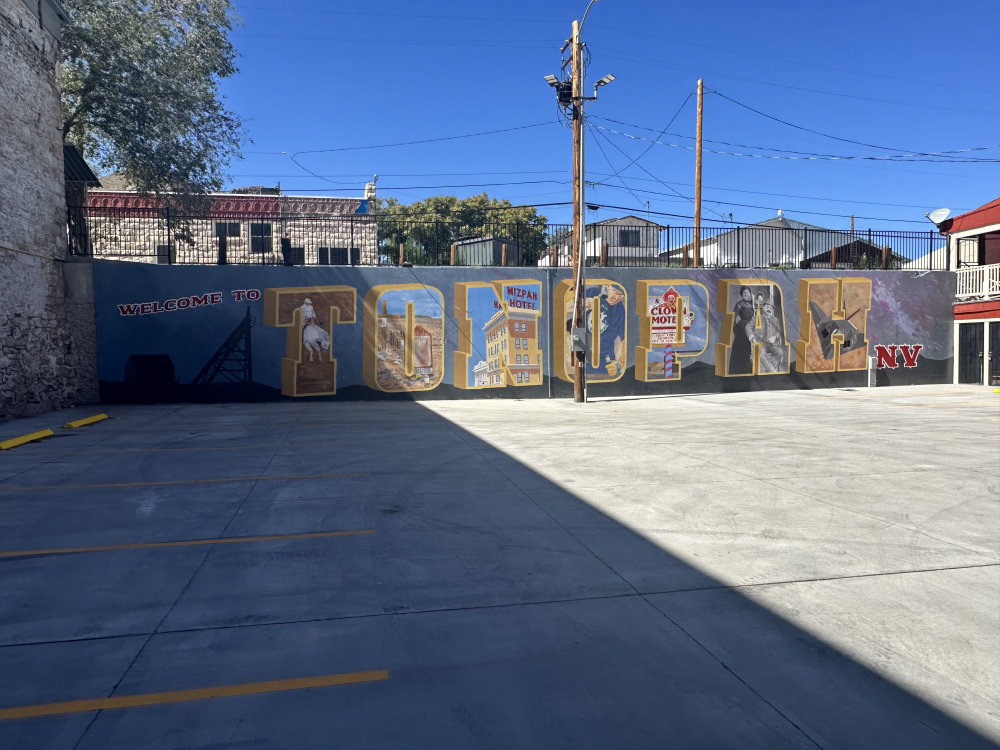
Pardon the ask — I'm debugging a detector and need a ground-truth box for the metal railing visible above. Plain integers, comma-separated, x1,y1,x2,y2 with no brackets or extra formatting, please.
67,207,948,270
957,262,1000,300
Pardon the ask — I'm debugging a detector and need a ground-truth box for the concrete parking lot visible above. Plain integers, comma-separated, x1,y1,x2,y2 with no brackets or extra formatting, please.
0,385,997,749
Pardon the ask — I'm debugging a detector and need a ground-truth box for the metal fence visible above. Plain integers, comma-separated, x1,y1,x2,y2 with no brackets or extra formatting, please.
67,206,949,270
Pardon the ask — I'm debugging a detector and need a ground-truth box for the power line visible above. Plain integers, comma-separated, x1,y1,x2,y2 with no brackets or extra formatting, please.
587,172,971,211
592,124,1000,163
589,115,1000,160
585,124,727,222
291,122,559,156
585,184,932,224
710,91,1000,160
288,122,561,187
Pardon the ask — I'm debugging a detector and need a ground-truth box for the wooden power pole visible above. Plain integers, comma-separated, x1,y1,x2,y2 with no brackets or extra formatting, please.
571,19,586,403
693,78,704,269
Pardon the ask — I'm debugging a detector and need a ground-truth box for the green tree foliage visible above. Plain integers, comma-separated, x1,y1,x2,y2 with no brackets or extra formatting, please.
377,194,549,265
61,0,243,201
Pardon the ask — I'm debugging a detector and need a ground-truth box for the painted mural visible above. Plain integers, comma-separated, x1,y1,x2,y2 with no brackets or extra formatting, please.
635,281,708,382
91,264,956,402
454,280,543,389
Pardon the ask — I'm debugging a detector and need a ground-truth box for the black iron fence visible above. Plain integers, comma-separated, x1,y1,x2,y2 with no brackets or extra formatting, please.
67,206,949,270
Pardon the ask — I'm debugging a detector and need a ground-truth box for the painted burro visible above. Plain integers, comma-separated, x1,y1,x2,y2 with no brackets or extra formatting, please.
93,265,955,401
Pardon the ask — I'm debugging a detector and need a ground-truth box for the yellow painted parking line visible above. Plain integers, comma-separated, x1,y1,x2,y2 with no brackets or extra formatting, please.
63,414,109,429
111,423,365,435
0,669,389,721
12,440,358,456
0,430,54,451
0,472,369,493
0,529,373,559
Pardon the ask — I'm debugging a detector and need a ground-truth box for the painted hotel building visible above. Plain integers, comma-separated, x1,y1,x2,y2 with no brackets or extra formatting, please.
483,309,542,386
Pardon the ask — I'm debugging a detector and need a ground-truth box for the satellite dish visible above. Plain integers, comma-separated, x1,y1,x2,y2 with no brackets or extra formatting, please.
927,208,951,224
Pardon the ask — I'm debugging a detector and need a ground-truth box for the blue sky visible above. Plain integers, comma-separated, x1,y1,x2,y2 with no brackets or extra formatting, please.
220,0,999,231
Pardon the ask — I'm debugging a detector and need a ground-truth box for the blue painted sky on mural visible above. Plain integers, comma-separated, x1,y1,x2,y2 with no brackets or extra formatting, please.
220,0,999,231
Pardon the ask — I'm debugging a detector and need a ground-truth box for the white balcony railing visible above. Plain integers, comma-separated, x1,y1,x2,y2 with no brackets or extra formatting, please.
956,263,1000,300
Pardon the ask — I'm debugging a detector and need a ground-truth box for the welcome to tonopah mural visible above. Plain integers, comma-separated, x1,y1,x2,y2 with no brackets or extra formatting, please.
92,263,955,402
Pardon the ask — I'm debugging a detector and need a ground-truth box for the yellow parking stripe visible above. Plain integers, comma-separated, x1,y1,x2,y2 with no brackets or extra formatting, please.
0,670,389,721
0,529,373,559
0,472,369,493
0,430,54,451
63,414,109,429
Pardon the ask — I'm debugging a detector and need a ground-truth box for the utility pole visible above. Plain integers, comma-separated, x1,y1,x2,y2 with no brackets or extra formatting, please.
571,19,585,403
693,78,704,269
545,2,613,404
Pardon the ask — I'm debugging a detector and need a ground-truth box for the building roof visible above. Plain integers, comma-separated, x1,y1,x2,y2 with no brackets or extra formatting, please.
661,215,856,263
63,145,100,185
590,215,666,229
942,198,1000,235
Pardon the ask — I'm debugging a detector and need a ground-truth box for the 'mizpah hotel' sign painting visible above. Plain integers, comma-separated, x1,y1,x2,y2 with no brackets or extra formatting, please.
95,265,953,401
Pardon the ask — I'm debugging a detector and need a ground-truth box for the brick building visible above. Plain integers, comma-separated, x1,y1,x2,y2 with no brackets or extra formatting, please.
83,184,380,265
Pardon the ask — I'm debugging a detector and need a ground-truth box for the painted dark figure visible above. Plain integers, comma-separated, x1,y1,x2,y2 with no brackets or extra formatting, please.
729,285,755,374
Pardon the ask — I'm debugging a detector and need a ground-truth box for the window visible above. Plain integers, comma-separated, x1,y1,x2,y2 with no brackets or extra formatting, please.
521,338,528,349
517,372,523,383
250,222,273,253
515,338,520,349
619,229,641,246
215,222,240,238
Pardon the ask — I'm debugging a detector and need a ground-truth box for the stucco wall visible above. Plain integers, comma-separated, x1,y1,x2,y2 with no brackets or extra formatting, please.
0,0,98,419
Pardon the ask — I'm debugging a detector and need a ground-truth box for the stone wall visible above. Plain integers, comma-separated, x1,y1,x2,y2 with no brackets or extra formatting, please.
0,0,98,419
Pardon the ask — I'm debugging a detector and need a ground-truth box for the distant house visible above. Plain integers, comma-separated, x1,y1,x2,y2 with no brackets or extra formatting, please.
538,216,665,267
661,214,902,269
83,181,379,265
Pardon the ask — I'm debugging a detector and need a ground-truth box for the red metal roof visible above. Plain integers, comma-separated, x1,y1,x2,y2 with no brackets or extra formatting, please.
945,198,1000,234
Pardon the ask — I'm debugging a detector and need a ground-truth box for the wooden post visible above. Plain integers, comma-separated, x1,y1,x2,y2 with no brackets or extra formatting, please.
600,238,608,267
398,242,404,266
501,243,508,266
830,246,837,270
693,78,704,269
450,243,456,266
571,18,585,403
881,246,889,270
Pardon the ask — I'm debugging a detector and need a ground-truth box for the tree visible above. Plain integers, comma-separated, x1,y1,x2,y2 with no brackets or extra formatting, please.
377,194,549,265
60,0,243,201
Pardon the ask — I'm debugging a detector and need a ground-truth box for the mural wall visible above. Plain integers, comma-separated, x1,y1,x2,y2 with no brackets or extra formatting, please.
92,264,955,402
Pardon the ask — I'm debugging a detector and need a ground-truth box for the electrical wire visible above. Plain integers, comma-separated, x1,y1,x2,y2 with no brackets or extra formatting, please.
591,124,1000,163
710,91,1000,160
587,124,730,221
597,92,693,182
590,115,1000,160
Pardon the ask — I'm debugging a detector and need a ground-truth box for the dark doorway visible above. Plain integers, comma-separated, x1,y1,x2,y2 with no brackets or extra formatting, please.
958,322,984,384
989,321,1000,386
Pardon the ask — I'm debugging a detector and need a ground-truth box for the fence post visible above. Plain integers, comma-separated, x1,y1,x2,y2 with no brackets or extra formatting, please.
829,245,836,270
398,242,404,266
501,243,508,266
450,243,457,266
165,208,173,263
881,245,889,270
